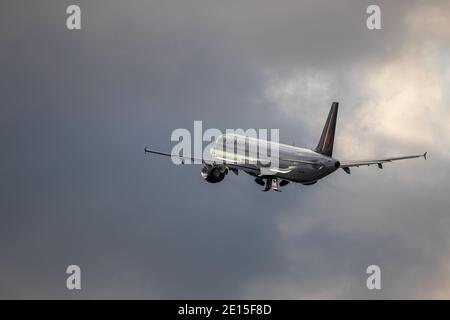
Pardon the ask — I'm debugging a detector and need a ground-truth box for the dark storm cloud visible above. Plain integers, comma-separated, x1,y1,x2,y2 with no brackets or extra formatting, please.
1,0,449,298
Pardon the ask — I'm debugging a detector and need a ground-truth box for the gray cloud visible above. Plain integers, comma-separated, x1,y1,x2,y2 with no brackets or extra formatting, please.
0,0,449,299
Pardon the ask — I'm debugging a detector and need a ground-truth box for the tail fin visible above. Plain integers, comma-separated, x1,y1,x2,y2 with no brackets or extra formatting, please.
315,102,338,157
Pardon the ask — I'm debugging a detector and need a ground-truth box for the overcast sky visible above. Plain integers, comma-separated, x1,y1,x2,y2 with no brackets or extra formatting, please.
1,0,449,299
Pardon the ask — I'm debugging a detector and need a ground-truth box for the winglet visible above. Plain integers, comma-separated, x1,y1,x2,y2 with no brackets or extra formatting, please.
423,152,427,160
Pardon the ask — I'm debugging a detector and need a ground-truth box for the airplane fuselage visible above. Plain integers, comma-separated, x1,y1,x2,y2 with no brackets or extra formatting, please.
210,134,340,184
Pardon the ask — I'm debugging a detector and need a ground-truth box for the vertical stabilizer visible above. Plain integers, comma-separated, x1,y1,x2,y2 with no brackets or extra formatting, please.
315,102,338,157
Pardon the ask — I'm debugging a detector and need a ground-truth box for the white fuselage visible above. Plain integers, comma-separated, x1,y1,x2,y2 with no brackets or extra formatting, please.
210,134,340,184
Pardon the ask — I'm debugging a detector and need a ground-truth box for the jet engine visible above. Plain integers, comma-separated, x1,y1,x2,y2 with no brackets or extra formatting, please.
200,164,227,183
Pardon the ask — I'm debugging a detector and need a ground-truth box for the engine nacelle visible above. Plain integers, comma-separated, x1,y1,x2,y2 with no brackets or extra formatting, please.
201,165,227,183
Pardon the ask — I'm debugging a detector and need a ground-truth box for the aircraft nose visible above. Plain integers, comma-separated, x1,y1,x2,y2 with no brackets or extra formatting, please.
334,161,341,169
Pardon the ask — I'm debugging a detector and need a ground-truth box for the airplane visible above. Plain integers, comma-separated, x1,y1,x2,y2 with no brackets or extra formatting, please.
145,102,427,191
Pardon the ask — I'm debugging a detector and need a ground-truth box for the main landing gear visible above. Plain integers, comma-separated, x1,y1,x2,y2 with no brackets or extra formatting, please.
255,177,289,192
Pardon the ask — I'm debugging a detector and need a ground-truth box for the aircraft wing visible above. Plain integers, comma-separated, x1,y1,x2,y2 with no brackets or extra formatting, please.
144,147,203,164
339,152,427,173
144,147,260,174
